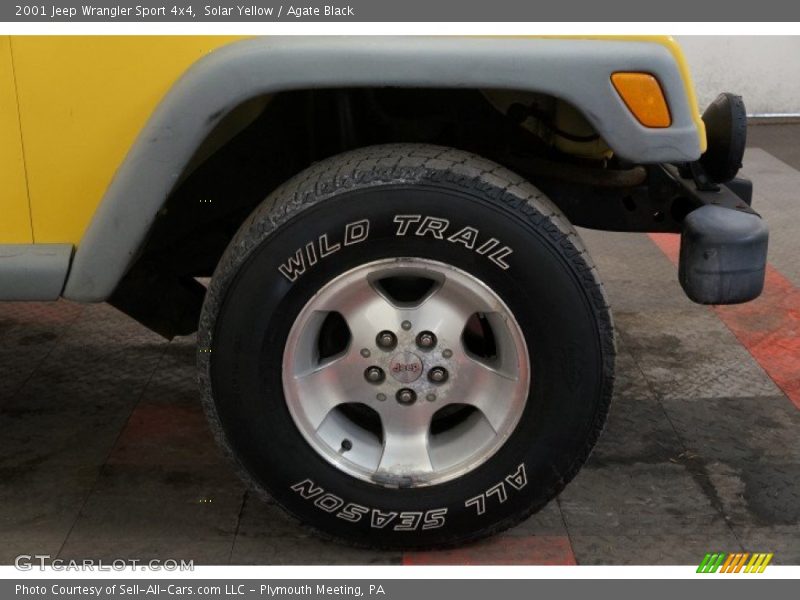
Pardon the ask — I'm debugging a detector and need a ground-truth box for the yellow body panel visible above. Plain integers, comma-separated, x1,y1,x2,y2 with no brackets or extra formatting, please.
0,36,33,243
11,36,243,245
2,35,703,247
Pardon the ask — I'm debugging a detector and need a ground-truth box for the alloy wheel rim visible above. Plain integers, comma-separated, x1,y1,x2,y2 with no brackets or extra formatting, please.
282,257,530,487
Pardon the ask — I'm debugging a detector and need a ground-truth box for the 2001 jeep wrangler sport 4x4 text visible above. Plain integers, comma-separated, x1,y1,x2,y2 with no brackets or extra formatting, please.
0,36,768,548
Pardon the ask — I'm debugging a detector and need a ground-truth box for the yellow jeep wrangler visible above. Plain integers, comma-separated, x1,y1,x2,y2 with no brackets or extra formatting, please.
0,36,768,548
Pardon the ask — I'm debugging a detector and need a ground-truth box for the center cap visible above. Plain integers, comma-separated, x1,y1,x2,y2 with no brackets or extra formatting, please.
388,351,424,383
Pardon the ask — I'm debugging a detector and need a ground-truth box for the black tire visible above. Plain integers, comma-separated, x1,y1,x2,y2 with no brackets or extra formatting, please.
198,144,615,549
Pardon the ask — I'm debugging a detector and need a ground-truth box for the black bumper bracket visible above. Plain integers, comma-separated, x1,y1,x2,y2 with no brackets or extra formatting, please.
679,204,768,305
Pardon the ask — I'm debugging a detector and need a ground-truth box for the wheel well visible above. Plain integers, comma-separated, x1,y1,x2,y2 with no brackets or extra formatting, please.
108,87,601,338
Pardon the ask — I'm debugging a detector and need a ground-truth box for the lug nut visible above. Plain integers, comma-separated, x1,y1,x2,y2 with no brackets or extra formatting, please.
364,366,385,384
416,331,437,350
428,366,449,384
396,388,417,405
376,331,397,350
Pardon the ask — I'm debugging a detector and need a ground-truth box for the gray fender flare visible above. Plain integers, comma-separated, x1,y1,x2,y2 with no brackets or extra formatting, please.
63,36,702,301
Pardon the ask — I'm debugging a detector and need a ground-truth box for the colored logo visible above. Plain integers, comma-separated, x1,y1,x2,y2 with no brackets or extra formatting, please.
697,552,774,573
389,351,423,383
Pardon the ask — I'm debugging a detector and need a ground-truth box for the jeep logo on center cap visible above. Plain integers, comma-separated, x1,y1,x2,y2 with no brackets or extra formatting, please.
389,351,423,383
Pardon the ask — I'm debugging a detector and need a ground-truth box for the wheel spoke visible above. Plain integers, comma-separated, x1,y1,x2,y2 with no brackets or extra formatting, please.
316,277,401,349
445,356,521,432
376,405,436,478
408,276,496,346
291,356,361,430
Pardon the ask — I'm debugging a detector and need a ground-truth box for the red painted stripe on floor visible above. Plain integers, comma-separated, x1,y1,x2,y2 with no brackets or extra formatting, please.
647,232,681,263
402,535,576,565
108,402,222,466
649,233,800,408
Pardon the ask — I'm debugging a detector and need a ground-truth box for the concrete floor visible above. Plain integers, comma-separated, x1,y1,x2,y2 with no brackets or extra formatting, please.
1,124,798,566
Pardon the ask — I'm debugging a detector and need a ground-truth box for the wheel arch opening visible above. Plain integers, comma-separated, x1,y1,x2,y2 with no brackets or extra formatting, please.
108,86,605,338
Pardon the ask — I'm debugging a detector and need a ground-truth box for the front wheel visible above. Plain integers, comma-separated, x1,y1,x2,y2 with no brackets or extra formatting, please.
198,144,615,548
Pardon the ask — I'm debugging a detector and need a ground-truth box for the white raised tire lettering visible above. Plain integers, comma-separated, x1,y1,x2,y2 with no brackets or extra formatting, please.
465,464,528,515
291,479,448,530
280,215,513,280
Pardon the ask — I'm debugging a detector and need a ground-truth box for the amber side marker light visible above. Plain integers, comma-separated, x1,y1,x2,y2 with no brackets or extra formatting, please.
611,72,672,128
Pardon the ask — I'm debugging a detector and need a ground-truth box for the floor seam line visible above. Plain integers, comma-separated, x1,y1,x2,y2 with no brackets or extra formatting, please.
554,496,578,565
54,339,172,559
1,304,84,409
228,490,249,565
616,332,745,551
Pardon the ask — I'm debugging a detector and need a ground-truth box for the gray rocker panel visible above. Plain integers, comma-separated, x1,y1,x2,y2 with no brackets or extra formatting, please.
0,244,72,301
63,36,703,302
